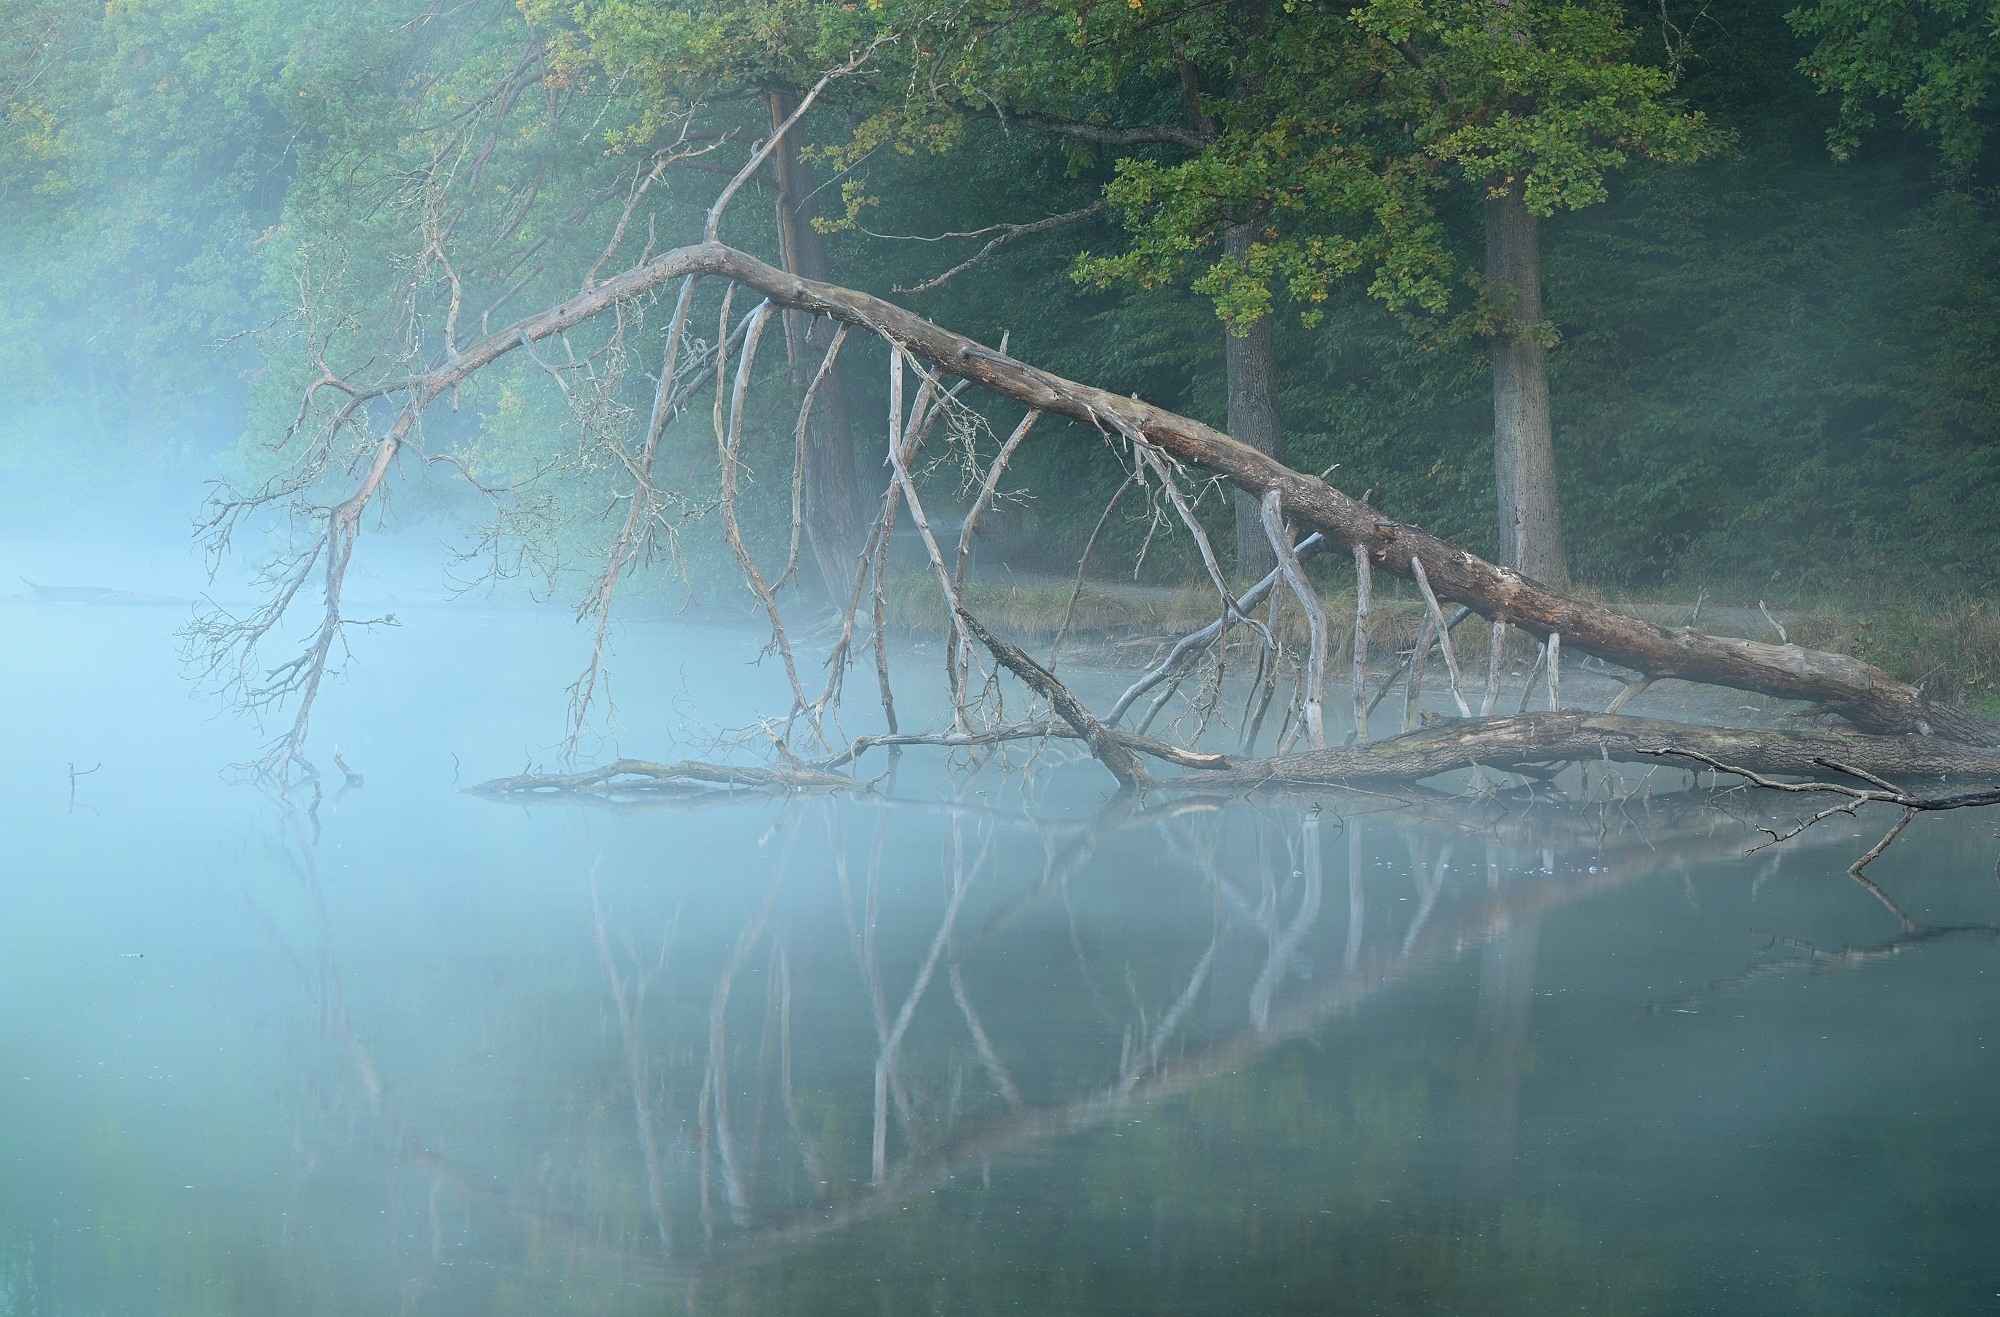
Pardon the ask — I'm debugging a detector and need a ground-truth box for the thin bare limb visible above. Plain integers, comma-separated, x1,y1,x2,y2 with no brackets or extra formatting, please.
1051,470,1136,670
1411,556,1471,718
1351,544,1373,745
956,610,1148,789
1480,620,1507,717
1262,490,1328,750
720,301,825,745
704,38,893,245
893,199,1109,294
1104,532,1324,726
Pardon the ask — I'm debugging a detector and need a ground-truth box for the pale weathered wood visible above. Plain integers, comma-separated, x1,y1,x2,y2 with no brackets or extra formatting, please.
323,238,1999,746
1181,712,2000,790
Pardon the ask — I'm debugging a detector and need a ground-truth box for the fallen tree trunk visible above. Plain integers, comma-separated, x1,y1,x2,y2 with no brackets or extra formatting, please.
311,237,1997,748
1173,712,2000,790
541,245,1984,746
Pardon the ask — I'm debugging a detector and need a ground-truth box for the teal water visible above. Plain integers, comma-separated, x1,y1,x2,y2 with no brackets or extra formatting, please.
3,601,1997,1315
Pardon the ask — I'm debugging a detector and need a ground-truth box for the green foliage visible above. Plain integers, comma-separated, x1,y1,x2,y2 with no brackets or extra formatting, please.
1790,0,2000,171
1,0,1996,613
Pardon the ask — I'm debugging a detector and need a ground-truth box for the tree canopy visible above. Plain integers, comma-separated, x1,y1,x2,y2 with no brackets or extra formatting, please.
1,0,1995,602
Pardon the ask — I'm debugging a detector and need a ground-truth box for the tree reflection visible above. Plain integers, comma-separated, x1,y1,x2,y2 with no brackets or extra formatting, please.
241,777,1941,1312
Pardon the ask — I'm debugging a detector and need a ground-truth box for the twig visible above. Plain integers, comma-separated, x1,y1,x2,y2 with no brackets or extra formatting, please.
893,199,1109,294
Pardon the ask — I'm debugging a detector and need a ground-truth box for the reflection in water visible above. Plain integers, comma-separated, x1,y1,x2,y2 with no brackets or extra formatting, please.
6,709,2000,1313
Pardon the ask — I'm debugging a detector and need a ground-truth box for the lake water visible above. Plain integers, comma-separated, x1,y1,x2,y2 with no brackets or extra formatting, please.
4,596,1997,1315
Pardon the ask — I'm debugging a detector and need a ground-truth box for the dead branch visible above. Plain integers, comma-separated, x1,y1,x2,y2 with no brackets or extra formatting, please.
466,758,860,798
886,349,976,728
1637,745,2000,873
1175,711,2000,792
784,321,849,589
1262,491,1328,749
1105,531,1326,726
1479,619,1506,717
1410,556,1471,717
955,408,1039,684
955,610,1148,789
891,199,1110,294
719,301,825,746
223,227,1996,771
1351,543,1373,745
703,39,892,245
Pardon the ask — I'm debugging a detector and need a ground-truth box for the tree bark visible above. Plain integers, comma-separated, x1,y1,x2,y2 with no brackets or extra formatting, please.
1485,179,1567,590
378,239,2000,746
1226,219,1286,584
1222,9,1286,584
766,91,865,601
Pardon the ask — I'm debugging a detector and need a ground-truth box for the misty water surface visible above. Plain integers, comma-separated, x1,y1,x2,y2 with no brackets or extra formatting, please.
3,579,1998,1316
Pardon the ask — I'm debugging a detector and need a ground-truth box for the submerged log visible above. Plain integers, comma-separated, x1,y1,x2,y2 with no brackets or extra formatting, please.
466,758,859,798
1172,712,2000,790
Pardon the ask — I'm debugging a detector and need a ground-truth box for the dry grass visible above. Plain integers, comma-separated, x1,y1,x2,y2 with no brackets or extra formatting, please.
881,571,1442,667
883,570,2000,718
1571,587,2000,718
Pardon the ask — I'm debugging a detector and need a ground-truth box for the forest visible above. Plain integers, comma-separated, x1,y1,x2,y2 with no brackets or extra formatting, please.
6,3,2000,1312
4,0,1997,610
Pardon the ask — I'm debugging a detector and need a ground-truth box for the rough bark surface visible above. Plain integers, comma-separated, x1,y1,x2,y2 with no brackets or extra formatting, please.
1486,180,1568,591
766,91,864,599
397,239,2000,746
1226,225,1286,584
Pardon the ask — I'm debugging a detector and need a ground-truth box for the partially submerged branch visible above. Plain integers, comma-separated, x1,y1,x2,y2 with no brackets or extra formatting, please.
1637,745,2000,873
1180,711,2000,791
954,610,1148,789
466,758,860,799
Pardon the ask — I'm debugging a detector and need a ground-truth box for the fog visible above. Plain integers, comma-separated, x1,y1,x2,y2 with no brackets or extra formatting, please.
5,507,1999,1313
7,0,2000,1309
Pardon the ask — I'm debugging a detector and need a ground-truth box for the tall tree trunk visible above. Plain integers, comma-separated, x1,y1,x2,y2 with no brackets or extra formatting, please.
766,91,864,601
1484,179,1568,590
1226,221,1286,584
1224,3,1286,584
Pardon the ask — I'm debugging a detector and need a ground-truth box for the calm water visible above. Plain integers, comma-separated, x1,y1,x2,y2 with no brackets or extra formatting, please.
4,597,1998,1315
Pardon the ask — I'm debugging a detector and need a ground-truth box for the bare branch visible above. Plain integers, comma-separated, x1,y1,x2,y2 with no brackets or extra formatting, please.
1262,490,1328,750
704,38,895,245
893,200,1110,294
